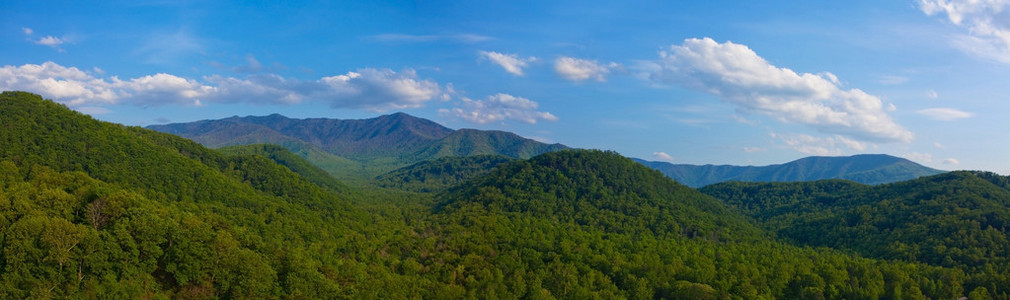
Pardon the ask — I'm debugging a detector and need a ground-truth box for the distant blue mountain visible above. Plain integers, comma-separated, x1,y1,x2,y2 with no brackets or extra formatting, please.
635,154,945,187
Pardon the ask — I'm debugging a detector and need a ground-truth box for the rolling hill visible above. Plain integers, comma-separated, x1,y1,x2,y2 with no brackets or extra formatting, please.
636,154,944,187
702,172,1010,295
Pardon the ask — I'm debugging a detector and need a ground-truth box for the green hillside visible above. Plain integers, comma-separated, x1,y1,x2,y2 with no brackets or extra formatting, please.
0,91,413,298
217,143,350,194
702,173,1010,295
375,155,514,193
424,150,971,299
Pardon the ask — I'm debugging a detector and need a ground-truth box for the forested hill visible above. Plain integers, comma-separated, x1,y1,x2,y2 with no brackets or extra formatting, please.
0,91,398,298
637,154,944,187
148,112,567,181
701,171,1010,295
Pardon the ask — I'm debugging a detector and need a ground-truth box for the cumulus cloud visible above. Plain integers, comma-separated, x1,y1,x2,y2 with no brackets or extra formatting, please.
652,152,674,162
919,0,1010,63
0,61,447,111
439,93,558,124
479,51,537,76
554,56,618,82
22,27,33,35
916,107,973,121
649,38,913,143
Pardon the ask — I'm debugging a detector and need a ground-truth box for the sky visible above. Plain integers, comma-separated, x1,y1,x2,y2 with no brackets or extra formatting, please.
3,1,1009,174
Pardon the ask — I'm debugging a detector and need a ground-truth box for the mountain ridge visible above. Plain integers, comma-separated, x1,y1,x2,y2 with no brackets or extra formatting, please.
636,154,945,187
148,112,567,181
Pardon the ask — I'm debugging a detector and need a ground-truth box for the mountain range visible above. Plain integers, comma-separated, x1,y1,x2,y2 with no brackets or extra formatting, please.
636,154,944,187
151,113,944,187
148,113,567,182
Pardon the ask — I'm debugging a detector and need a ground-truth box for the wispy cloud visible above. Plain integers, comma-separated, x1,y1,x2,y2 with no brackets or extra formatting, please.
439,93,558,124
554,56,619,82
22,27,67,51
919,0,1010,63
371,33,492,44
134,29,205,65
877,75,909,85
649,37,913,144
0,61,449,112
479,51,537,76
916,107,973,121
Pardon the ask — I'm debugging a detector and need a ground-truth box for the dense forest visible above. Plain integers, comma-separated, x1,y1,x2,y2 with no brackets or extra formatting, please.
1,91,1007,298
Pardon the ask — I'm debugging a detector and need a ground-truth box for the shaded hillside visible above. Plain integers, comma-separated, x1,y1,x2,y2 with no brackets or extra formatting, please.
217,143,350,194
702,172,1010,295
149,113,566,181
412,129,568,160
375,155,514,193
637,154,944,187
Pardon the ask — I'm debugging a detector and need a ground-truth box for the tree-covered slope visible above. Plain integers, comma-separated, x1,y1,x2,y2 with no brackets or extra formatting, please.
0,91,419,298
375,155,514,193
440,150,761,241
411,129,567,160
637,154,944,187
702,172,1010,295
418,150,974,299
217,143,350,194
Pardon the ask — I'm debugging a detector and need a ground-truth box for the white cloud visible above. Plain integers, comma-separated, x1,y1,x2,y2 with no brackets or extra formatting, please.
35,36,66,47
22,27,33,35
934,142,945,149
916,107,973,121
479,51,536,76
317,68,445,111
743,147,765,153
943,158,961,165
919,0,1010,63
554,56,618,82
652,152,674,162
0,61,447,111
439,93,558,124
650,38,914,144
773,133,867,156
926,89,939,99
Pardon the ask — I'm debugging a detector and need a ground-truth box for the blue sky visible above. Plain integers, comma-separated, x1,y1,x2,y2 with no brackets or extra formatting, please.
3,1,1009,173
